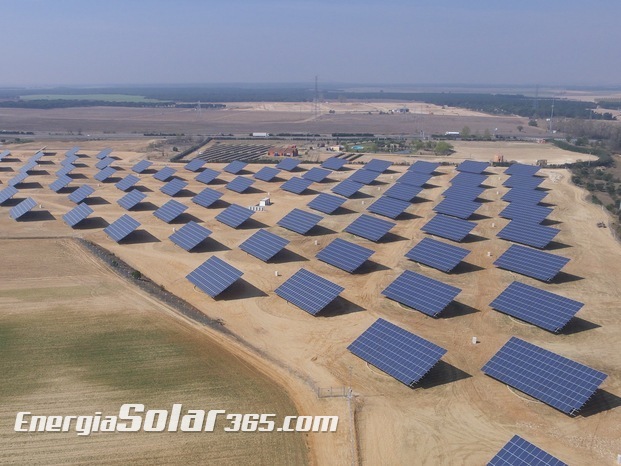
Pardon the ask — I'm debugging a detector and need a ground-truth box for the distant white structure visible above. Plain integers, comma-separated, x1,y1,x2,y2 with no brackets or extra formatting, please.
472,337,478,345
252,132,269,138
259,197,271,207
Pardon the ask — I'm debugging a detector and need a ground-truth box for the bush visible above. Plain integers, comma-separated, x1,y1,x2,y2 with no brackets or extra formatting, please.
131,270,142,279
528,120,538,127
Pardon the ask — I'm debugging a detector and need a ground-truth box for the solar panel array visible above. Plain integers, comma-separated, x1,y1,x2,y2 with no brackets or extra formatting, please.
65,146,80,157
408,161,439,174
0,149,10,160
160,178,188,196
0,186,18,205
115,174,140,192
253,166,281,182
302,167,331,182
9,197,37,220
169,221,212,251
344,214,396,242
482,337,607,415
94,166,117,182
321,157,347,170
56,165,75,177
494,244,569,282
502,188,548,205
397,171,432,187
186,256,243,298
226,176,254,193
95,148,112,160
215,204,254,228
505,163,541,177
62,203,94,227
153,200,188,223
500,203,553,224
8,172,28,187
223,160,248,174
434,197,481,219
95,157,114,170
49,175,72,193
348,169,379,185
367,196,410,219
307,193,346,214
239,229,289,262
153,166,176,181
488,435,567,466
117,189,146,210
195,167,220,184
61,155,78,166
451,172,488,186
456,160,489,174
192,187,223,208
332,179,363,198
348,318,447,386
68,185,95,204
184,158,206,172
365,159,392,173
277,208,322,235
20,160,38,173
405,237,470,273
104,214,140,242
442,184,485,201
384,183,422,202
281,176,313,194
274,268,344,315
497,221,560,249
316,238,374,273
504,175,544,189
275,158,300,171
131,160,152,173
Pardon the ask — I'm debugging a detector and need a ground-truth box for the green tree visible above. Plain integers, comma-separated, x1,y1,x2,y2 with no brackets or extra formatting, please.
434,141,453,155
528,120,538,127
460,126,471,138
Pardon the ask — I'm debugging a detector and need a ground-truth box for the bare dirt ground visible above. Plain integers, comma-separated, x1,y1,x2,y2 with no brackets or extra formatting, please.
1,142,620,465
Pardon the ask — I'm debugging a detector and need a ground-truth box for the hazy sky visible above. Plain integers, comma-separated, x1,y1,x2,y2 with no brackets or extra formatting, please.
1,0,619,87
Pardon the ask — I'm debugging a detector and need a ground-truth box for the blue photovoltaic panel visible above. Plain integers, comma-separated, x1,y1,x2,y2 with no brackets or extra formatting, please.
348,169,379,185
504,175,544,189
367,196,410,219
169,221,212,251
184,158,206,172
348,318,447,386
281,176,313,194
383,183,422,202
131,160,153,173
20,160,38,172
223,160,248,174
153,199,188,223
195,167,220,184
494,244,569,282
277,208,323,235
332,179,363,198
95,157,114,170
307,193,346,214
160,178,188,196
62,203,93,227
253,166,281,182
31,151,44,162
275,268,344,315
382,270,461,317
65,146,80,157
192,187,223,208
497,220,560,249
239,229,289,262
442,184,485,200
421,214,475,242
275,158,300,171
49,175,72,192
456,160,489,174
302,167,331,182
117,189,146,210
408,161,439,174
186,256,243,298
451,172,488,186
226,176,254,193
104,215,140,242
405,237,470,273
321,157,347,170
434,197,481,219
482,337,607,415
95,148,113,160
502,188,548,205
396,171,432,187
365,159,392,173
9,198,37,220
491,281,584,333
344,214,396,242
488,435,567,466
316,238,374,273
0,149,10,160
0,186,18,205
115,174,140,192
153,166,177,181
60,155,79,167
8,172,28,187
68,185,95,204
55,165,75,177
500,203,552,224
216,204,254,228
94,166,117,182
505,163,541,177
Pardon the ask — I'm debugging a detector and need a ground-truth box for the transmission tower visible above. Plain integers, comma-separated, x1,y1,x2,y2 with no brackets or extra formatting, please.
313,75,320,118
197,100,202,115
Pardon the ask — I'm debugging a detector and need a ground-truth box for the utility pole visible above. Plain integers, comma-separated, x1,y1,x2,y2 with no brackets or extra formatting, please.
314,75,320,119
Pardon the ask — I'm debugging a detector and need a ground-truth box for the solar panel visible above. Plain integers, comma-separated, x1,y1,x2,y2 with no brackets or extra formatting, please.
494,244,570,282
274,268,344,315
117,189,146,210
442,184,485,201
421,214,476,242
505,163,541,177
433,197,481,219
60,155,79,167
307,193,346,214
0,186,18,205
348,169,379,185
131,160,153,173
65,146,80,157
382,270,461,317
396,171,432,187
408,161,439,174
160,178,188,196
226,176,254,193
62,203,94,227
20,160,38,172
186,256,243,298
451,172,488,186
239,229,290,262
348,318,447,386
482,337,607,415
302,167,331,182
68,184,95,204
215,204,254,228
95,148,113,160
184,158,206,172
115,174,140,192
9,198,37,220
488,435,567,466
277,208,323,235
223,160,247,174
456,160,489,174
331,179,363,198
55,165,75,177
153,199,188,223
8,172,28,187
321,157,347,170
104,215,140,242
497,220,560,249
275,158,300,171
281,176,313,194
95,157,114,170
192,187,223,208
169,221,212,251
504,174,544,189
405,237,470,273
31,151,44,162
0,149,10,160
316,238,374,273
153,166,176,181
384,183,422,202
195,167,220,184
364,159,392,173
499,203,553,224
253,166,281,182
49,175,72,192
367,196,410,219
502,187,548,205
344,214,396,242
94,166,117,182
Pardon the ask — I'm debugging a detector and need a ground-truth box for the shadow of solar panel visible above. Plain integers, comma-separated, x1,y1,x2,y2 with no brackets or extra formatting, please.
316,238,374,273
348,169,379,185
397,171,432,187
331,179,363,197
65,146,80,157
186,256,243,298
494,244,569,282
497,221,560,249
68,185,95,204
405,237,470,272
115,174,140,192
382,270,461,316
456,160,489,174
348,318,447,386
0,186,18,205
195,167,220,184
94,166,117,182
442,184,485,200
117,189,146,210
365,159,392,173
95,157,114,170
161,178,188,196
302,167,331,182
408,161,439,174
277,208,323,234
60,155,78,167
169,221,212,251
505,163,541,177
321,157,347,170
226,176,254,193
10,198,37,220
153,200,188,223
184,158,206,172
491,281,583,332
344,214,396,242
281,176,313,194
223,160,247,174
192,187,223,208
8,172,28,187
153,166,176,181
275,268,344,315
56,165,75,177
503,175,544,189
434,197,481,219
96,148,112,160
216,204,254,228
104,214,140,242
276,158,300,171
253,166,281,181
367,196,410,219
307,193,346,214
482,337,607,415
489,435,567,466
63,203,94,227
49,175,72,192
384,183,422,202
239,229,289,262
502,188,547,205
131,160,152,173
451,172,488,186
499,203,552,224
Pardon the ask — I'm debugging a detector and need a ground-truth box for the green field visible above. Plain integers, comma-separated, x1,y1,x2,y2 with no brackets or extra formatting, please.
20,93,162,103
